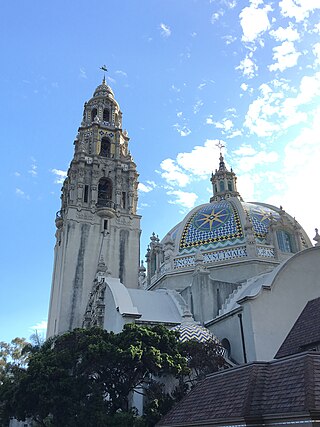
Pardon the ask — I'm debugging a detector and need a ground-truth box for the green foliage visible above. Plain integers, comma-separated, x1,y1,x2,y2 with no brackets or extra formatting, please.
0,327,226,427
178,339,226,386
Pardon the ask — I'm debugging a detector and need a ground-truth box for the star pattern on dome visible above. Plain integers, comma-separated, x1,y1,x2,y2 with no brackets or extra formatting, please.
243,203,280,241
194,207,230,231
179,201,243,251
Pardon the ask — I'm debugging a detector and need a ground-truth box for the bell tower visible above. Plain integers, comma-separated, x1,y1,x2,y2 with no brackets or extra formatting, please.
47,78,141,337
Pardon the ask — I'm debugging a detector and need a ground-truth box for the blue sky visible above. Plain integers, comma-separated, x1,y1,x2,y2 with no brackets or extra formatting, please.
1,0,320,343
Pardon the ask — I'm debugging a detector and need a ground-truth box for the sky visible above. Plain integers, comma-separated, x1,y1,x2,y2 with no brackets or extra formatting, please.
1,0,320,343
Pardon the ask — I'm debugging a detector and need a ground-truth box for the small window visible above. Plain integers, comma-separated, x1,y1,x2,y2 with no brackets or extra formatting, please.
214,184,217,193
103,108,110,122
100,137,111,157
277,230,295,253
84,185,89,203
122,192,126,209
91,108,98,122
228,181,233,191
97,178,113,206
220,180,225,191
104,219,108,230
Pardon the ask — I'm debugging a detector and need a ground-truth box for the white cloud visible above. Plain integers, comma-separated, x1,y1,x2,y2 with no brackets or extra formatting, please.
234,149,278,172
211,10,224,23
159,139,224,188
15,188,30,199
167,190,198,209
191,32,197,37
269,24,300,42
175,139,224,178
160,23,171,38
52,168,67,184
79,68,87,79
198,83,206,90
227,129,242,139
279,0,320,22
214,118,234,132
28,158,37,177
115,70,127,77
239,3,272,43
223,35,237,45
244,72,320,137
177,111,183,117
173,123,191,137
241,83,248,91
171,84,181,93
206,116,214,125
193,100,203,114
268,41,301,72
14,171,21,177
233,144,257,156
139,181,156,193
29,320,47,337
313,42,320,66
160,159,191,187
265,107,320,238
236,54,258,78
139,183,154,193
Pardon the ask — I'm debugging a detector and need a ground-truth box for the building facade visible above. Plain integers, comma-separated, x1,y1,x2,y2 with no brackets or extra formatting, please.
47,80,320,366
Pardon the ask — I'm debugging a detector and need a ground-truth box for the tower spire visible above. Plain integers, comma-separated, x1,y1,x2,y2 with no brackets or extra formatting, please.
210,141,242,202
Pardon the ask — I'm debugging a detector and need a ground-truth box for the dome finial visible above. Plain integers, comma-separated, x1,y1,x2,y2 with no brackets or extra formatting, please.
100,65,108,85
216,140,226,171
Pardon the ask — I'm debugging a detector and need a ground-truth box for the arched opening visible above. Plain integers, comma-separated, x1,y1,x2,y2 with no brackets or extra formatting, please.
220,180,225,192
91,108,98,122
100,137,111,157
97,178,113,207
103,108,110,122
228,181,233,191
221,338,231,358
276,230,295,253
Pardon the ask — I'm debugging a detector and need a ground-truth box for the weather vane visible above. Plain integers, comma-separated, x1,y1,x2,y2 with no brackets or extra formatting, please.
100,65,108,83
216,140,225,153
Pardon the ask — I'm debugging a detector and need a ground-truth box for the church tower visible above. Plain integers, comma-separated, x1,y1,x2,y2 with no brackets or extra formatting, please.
47,79,141,337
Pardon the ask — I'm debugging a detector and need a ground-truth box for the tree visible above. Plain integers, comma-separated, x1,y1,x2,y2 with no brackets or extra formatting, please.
0,325,189,427
0,337,31,427
178,339,226,387
0,327,227,427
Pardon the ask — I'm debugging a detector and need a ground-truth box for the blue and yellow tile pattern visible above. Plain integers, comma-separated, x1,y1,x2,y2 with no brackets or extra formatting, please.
243,203,280,241
179,201,243,250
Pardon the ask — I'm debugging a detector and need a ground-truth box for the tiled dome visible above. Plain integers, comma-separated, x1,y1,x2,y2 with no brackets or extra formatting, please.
165,200,287,255
171,321,219,344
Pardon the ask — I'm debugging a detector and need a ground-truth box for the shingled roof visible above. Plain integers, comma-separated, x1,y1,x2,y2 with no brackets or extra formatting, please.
275,296,320,359
158,352,320,426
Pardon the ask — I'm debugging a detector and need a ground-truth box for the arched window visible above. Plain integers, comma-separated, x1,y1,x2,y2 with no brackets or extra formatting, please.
220,180,225,192
100,137,111,157
214,184,218,193
91,108,98,122
228,181,233,191
221,338,231,358
97,178,113,206
276,230,295,253
103,109,110,122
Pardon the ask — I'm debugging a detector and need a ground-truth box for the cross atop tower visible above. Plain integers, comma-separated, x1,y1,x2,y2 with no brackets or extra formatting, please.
216,140,225,153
